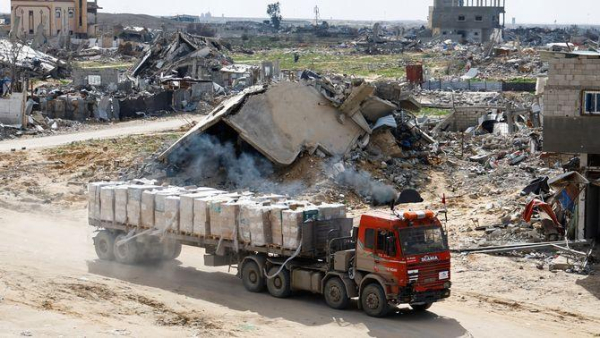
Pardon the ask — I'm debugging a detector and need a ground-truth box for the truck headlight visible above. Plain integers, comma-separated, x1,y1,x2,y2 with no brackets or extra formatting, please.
443,282,451,289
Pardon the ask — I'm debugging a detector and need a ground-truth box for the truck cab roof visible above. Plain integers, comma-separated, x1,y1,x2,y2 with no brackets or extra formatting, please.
360,210,440,229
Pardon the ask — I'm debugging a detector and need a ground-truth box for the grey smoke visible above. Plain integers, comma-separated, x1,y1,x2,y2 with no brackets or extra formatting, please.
170,134,305,195
335,168,398,205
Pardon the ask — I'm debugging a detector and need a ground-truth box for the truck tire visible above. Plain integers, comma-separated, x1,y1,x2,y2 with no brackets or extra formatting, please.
113,234,139,265
361,283,389,317
170,241,182,259
162,240,182,260
411,303,433,312
266,266,291,298
324,277,350,310
242,260,265,293
94,230,115,261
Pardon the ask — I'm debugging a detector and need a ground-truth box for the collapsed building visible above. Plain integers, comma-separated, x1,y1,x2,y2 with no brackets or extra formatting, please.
428,0,506,43
132,32,233,85
157,76,432,200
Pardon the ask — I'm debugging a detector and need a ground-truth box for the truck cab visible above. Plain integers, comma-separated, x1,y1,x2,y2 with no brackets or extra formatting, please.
352,210,451,316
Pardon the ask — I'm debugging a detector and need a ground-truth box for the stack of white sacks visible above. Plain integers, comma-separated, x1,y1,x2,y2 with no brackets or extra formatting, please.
88,181,346,249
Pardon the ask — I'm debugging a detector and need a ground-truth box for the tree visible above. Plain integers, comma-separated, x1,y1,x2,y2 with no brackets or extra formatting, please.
267,2,282,30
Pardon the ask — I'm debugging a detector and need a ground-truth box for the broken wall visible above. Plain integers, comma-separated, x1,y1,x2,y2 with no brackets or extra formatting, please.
0,93,26,126
72,68,120,88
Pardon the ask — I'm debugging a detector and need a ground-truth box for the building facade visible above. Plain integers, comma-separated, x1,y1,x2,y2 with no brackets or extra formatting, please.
10,0,100,38
543,51,600,241
428,0,505,43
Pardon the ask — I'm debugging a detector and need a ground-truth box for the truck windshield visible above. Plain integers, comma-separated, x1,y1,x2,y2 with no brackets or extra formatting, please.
398,226,448,256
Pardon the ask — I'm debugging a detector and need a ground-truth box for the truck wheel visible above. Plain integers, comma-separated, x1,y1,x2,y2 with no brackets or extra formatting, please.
170,241,182,259
411,303,433,312
94,230,115,261
361,283,389,317
162,240,182,260
242,260,265,293
266,266,291,298
324,277,350,310
113,234,139,265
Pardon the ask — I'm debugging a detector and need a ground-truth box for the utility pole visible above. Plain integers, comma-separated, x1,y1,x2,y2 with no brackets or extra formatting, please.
314,5,320,26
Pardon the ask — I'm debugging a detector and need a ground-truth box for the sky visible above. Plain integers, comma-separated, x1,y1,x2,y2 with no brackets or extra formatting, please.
2,0,599,25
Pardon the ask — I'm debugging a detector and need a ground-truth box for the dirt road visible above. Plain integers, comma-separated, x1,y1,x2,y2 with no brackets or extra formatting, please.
0,116,199,153
0,207,596,337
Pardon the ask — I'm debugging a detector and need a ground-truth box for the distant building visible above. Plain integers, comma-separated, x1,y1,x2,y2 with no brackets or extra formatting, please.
428,0,506,43
170,14,200,23
10,0,101,38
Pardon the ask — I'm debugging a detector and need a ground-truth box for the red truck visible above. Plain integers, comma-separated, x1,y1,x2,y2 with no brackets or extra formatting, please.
91,208,451,317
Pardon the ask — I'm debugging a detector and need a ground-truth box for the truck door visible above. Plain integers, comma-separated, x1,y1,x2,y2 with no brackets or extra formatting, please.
374,229,399,281
356,227,399,279
356,227,377,273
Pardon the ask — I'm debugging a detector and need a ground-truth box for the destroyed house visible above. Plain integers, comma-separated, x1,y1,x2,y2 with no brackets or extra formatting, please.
131,32,232,85
428,0,505,43
10,0,100,38
542,51,600,240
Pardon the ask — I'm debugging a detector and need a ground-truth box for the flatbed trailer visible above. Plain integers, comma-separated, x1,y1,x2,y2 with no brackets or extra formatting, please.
89,217,353,261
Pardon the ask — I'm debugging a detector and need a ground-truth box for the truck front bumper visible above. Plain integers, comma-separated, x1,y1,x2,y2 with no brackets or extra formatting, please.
395,288,451,305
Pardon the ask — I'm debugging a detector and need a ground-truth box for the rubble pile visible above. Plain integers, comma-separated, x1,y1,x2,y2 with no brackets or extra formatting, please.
415,90,536,107
0,40,69,78
504,27,574,47
132,32,233,80
437,130,566,246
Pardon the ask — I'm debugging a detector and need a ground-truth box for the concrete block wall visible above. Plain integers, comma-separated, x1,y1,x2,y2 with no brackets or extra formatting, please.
453,109,488,131
422,80,503,92
543,57,600,118
72,68,120,87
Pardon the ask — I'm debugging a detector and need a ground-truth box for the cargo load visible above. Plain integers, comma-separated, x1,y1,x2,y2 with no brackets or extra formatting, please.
88,181,352,251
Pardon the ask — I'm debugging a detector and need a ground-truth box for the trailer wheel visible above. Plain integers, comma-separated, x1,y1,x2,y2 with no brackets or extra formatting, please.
410,303,433,312
361,283,389,317
94,230,115,261
324,277,350,310
266,266,291,298
113,234,139,265
170,241,182,259
162,239,182,260
242,260,265,293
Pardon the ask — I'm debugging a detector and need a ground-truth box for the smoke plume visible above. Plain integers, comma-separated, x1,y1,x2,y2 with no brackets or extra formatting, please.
171,134,305,195
335,168,398,205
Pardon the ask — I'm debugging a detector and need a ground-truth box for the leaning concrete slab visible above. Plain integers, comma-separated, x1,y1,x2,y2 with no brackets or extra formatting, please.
159,82,366,166
227,82,364,165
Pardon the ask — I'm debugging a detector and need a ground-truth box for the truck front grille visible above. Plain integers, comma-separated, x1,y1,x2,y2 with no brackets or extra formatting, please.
407,260,450,287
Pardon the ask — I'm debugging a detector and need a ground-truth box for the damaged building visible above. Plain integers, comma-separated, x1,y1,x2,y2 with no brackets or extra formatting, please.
10,0,101,38
428,0,506,43
542,51,600,241
159,76,433,194
131,32,233,85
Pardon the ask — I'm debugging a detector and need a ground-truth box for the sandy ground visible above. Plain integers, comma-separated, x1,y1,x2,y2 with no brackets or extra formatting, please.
0,206,599,338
